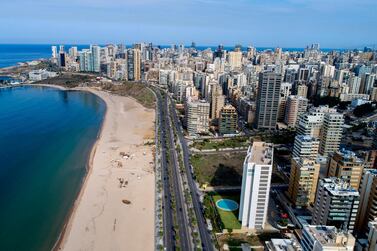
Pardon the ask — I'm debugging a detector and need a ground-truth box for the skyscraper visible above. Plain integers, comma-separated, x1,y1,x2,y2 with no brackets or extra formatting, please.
185,99,210,136
239,142,273,230
292,135,320,159
284,95,308,128
319,112,344,157
219,104,238,135
127,48,141,81
356,169,377,233
327,149,364,190
312,178,359,232
210,84,225,120
255,71,282,129
91,45,100,73
288,157,320,207
228,51,242,70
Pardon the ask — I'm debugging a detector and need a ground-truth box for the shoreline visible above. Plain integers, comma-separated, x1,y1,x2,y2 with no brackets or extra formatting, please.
52,88,108,251
9,83,156,250
13,83,107,250
57,87,155,250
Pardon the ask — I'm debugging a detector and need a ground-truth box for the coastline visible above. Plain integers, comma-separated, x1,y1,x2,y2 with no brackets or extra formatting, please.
16,83,156,250
56,88,155,250
51,88,108,251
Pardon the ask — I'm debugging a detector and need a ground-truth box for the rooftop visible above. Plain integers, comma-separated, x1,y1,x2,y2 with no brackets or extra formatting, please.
305,225,354,247
248,141,273,165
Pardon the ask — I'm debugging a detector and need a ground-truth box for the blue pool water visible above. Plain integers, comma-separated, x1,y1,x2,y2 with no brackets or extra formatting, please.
216,199,239,211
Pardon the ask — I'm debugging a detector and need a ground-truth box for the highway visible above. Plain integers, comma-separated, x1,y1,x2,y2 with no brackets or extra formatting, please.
168,96,215,251
155,90,175,250
154,88,192,251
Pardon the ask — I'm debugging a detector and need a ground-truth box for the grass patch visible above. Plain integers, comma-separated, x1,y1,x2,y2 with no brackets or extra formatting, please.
191,152,245,187
192,137,249,150
212,194,241,230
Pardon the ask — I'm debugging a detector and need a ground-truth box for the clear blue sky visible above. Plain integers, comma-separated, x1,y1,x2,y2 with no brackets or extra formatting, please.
1,0,376,48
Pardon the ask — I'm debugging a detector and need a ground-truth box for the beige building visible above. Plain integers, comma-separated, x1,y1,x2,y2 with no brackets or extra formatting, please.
284,95,308,128
319,112,344,157
228,51,242,70
288,157,320,207
327,149,364,190
297,84,308,98
210,84,225,120
356,169,377,233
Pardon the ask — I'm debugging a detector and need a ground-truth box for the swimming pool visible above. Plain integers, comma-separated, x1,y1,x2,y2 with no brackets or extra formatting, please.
216,199,239,211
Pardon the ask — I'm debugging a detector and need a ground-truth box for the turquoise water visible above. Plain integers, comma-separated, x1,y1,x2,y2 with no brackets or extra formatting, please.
0,86,105,251
216,199,239,211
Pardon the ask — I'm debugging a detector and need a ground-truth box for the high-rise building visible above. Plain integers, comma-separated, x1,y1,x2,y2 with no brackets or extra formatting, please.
58,46,66,68
297,111,325,138
297,84,308,98
292,135,320,159
219,104,238,135
210,84,225,120
312,178,359,232
239,142,273,230
288,157,320,207
301,225,355,251
284,95,308,128
90,45,100,73
327,149,364,190
367,221,377,251
228,51,242,70
278,82,292,122
51,46,57,59
127,48,141,81
185,99,210,136
356,169,377,233
319,112,344,157
255,71,282,129
69,46,78,58
79,49,93,72
78,45,101,73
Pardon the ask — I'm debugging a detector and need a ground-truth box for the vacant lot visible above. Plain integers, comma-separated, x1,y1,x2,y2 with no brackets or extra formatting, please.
192,137,250,150
33,73,95,88
101,82,155,109
191,152,246,187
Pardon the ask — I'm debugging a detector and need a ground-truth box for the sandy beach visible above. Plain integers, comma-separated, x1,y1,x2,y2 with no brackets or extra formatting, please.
58,89,155,251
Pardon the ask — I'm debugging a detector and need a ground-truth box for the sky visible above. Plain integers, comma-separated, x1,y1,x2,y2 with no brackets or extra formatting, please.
1,0,376,48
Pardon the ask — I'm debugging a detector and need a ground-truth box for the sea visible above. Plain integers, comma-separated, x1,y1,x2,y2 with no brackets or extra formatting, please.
0,44,346,69
0,86,105,250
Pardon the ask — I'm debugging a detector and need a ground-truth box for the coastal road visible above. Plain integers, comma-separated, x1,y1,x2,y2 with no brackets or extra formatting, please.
154,88,192,251
155,90,175,250
168,96,215,251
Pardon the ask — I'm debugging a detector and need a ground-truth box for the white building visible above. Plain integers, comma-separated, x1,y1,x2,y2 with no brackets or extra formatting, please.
293,135,320,159
28,69,57,81
301,225,355,251
185,99,210,136
239,141,273,230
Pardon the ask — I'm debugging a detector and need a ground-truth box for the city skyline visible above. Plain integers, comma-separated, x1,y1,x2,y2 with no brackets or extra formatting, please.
1,0,376,48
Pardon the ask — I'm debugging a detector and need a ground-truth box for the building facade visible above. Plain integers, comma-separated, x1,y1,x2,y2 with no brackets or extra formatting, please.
239,142,273,230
